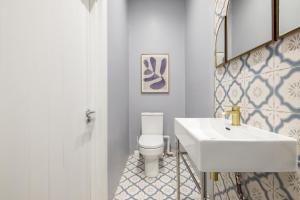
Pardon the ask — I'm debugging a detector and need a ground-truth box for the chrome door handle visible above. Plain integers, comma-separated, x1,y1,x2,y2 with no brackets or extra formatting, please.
86,109,96,123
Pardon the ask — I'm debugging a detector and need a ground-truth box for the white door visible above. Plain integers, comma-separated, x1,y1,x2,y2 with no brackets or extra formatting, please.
0,0,107,200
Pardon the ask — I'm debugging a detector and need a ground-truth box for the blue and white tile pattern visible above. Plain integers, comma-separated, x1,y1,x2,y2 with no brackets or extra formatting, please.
214,30,300,200
113,154,200,200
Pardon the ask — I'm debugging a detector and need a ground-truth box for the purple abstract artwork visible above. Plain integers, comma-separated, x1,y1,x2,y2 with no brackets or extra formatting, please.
141,54,169,93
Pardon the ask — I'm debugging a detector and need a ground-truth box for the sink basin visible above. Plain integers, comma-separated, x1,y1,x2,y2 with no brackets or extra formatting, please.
175,118,298,172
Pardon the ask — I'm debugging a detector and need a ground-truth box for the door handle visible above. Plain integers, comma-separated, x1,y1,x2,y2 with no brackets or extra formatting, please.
86,109,96,123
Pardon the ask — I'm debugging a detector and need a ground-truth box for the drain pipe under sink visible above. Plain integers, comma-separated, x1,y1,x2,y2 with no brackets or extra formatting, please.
164,135,174,156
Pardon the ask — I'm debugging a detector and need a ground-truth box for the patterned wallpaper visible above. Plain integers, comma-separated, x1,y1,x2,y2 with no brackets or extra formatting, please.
214,30,300,199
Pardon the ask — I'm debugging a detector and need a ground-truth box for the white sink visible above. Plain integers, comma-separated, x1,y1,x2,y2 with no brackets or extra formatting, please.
175,118,298,172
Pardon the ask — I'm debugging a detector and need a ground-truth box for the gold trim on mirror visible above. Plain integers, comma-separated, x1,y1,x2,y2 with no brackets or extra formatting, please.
215,0,276,67
274,0,279,40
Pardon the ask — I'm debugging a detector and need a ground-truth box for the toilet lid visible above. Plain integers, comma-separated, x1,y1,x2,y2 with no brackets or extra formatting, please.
139,135,164,149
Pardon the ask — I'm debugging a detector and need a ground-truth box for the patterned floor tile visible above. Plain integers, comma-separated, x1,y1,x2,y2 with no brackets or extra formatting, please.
113,154,200,200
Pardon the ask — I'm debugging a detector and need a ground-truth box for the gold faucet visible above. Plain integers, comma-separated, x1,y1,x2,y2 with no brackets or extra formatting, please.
223,106,241,126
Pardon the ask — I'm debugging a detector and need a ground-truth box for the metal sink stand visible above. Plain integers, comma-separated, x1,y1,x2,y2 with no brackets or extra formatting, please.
176,138,212,200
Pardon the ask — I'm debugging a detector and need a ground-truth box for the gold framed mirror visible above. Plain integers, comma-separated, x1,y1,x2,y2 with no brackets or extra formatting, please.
276,0,300,39
225,0,274,61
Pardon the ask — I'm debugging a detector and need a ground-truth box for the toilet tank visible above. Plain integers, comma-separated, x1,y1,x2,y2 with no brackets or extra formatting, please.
141,112,163,135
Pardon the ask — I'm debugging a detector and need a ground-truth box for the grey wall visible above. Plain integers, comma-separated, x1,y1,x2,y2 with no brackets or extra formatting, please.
128,0,186,153
107,0,129,198
185,0,215,117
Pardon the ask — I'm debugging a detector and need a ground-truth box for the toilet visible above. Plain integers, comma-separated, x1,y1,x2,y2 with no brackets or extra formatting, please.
139,112,164,177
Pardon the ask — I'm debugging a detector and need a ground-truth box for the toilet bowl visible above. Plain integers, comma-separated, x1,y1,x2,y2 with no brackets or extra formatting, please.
139,135,164,177
138,112,164,177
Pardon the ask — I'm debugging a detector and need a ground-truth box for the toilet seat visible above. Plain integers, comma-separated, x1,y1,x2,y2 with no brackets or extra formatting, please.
139,135,163,149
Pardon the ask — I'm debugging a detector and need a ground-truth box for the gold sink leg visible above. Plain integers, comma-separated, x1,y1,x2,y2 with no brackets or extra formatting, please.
210,172,219,182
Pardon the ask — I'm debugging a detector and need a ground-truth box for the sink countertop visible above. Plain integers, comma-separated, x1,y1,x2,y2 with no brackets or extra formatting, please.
175,118,298,172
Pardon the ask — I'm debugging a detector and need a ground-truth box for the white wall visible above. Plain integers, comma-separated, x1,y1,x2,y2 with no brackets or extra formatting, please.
107,0,129,198
93,0,109,198
185,0,215,118
128,0,186,152
0,0,108,199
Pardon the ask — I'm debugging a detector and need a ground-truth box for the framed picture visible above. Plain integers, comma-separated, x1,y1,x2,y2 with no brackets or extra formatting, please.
141,54,169,93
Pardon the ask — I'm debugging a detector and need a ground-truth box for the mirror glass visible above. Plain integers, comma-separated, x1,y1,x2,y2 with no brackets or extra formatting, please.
227,0,273,60
215,19,226,66
279,0,300,36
